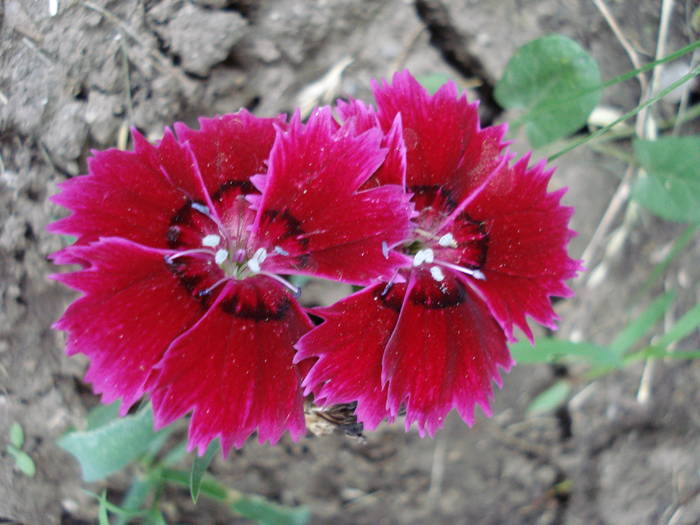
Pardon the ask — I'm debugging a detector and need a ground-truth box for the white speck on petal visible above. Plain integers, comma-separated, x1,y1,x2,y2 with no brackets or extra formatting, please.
413,248,434,267
202,234,221,247
192,202,210,215
438,233,458,248
381,241,389,259
215,249,229,265
430,266,445,282
247,248,268,273
274,246,289,256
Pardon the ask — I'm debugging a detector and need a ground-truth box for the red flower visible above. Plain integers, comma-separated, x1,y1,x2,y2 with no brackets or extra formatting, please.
296,71,581,435
51,108,413,454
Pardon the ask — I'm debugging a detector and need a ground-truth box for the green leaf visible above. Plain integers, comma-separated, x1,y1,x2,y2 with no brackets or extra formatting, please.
626,347,700,362
116,478,155,525
611,292,676,356
191,439,219,503
7,444,36,477
631,136,700,223
656,303,700,347
495,34,601,147
9,422,24,448
86,401,121,430
231,497,311,525
159,467,310,523
416,73,453,94
511,339,622,367
98,491,110,525
86,490,151,521
527,380,571,415
58,407,169,482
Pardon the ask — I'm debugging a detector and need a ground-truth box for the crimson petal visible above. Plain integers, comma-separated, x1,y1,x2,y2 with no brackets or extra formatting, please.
174,111,286,220
336,98,406,187
382,270,512,436
149,277,312,455
295,283,407,430
251,108,413,285
462,155,582,340
49,130,191,248
372,70,507,205
52,239,204,413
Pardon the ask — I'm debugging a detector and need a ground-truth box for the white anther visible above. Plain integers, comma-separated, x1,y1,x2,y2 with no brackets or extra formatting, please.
247,248,268,274
381,241,389,259
438,233,458,248
430,266,445,282
412,248,434,267
192,202,210,215
202,234,221,247
214,249,229,265
274,246,289,256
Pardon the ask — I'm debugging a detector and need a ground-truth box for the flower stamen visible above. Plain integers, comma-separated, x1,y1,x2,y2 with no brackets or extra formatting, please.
412,248,434,267
429,265,445,282
202,234,221,247
214,249,229,265
166,248,215,263
247,247,268,274
434,259,485,280
259,271,301,297
437,232,458,248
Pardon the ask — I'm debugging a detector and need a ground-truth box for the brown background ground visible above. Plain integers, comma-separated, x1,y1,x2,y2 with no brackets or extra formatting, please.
2,0,700,523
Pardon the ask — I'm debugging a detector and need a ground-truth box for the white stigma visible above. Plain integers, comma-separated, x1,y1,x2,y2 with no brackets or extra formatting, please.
438,232,458,248
274,246,289,256
214,249,229,265
381,241,389,259
430,265,445,282
413,248,434,267
247,248,268,274
202,234,221,247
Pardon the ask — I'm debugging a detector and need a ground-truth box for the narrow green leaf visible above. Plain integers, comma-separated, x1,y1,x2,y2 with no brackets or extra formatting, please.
159,467,228,501
656,303,700,347
191,439,219,503
511,339,622,367
626,347,700,362
98,491,110,525
7,445,36,477
58,407,168,482
495,34,601,147
86,401,121,430
9,422,24,448
116,478,155,525
549,65,700,161
527,380,571,415
86,490,151,520
147,509,168,525
631,136,700,223
610,292,676,356
231,497,311,525
416,73,453,94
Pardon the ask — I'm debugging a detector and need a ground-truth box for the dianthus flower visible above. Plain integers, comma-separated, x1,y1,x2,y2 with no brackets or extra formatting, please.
296,71,581,435
51,108,413,454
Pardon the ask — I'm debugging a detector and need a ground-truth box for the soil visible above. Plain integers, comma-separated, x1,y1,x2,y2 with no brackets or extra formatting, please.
1,1,700,524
